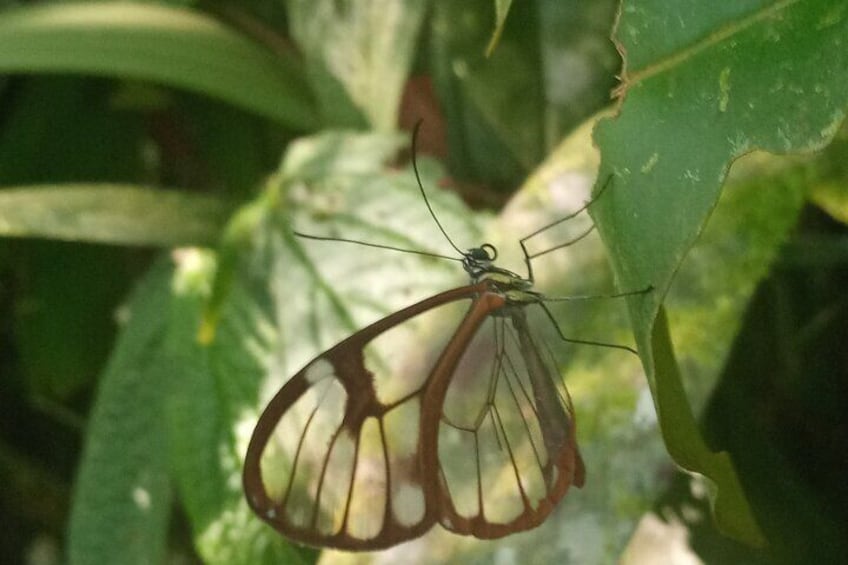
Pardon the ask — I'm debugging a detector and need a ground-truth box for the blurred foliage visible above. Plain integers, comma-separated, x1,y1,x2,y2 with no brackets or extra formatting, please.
0,1,846,564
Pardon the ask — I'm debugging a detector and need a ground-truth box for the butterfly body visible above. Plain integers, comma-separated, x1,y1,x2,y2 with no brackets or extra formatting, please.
243,244,586,550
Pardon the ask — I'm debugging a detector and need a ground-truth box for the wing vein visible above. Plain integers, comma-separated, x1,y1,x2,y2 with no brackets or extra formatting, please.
340,431,362,533
502,341,546,473
283,401,321,510
378,417,392,530
491,400,531,509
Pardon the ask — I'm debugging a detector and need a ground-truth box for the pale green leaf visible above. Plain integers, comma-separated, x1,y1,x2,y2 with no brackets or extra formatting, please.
0,184,229,246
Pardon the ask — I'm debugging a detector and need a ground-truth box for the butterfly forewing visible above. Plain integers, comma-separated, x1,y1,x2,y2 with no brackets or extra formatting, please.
244,286,480,549
437,301,585,538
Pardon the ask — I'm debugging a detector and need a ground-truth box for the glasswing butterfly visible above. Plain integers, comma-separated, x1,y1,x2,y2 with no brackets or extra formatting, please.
242,125,646,551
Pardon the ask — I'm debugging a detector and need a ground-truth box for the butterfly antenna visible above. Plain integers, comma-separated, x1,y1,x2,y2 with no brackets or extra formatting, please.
292,231,458,262
518,174,615,282
291,121,467,264
520,174,613,243
411,120,464,257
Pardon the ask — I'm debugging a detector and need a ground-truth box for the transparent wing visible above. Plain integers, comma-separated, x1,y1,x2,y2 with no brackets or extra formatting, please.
243,285,585,549
243,286,479,550
436,301,586,538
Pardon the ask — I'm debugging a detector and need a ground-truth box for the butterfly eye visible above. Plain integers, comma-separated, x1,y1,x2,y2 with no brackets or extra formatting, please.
467,244,497,262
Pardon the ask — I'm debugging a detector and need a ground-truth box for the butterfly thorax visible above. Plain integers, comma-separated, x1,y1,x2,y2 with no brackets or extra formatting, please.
462,246,546,313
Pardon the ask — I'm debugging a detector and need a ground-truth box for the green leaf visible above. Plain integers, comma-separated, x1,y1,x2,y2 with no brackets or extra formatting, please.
809,132,848,224
67,260,175,565
0,184,230,246
199,129,418,341
430,1,622,190
160,251,225,546
211,130,481,359
0,3,317,130
431,1,542,186
161,249,315,564
593,0,848,546
652,307,762,543
286,0,428,130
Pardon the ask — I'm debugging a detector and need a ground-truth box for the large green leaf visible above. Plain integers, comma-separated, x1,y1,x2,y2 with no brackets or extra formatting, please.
162,249,313,564
0,2,316,130
593,0,848,546
67,260,175,565
0,184,229,246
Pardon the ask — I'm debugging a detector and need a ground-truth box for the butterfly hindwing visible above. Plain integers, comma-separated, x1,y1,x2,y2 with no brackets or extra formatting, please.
435,301,585,538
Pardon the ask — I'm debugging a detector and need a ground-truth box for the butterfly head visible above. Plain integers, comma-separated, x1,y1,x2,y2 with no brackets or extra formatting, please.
461,243,497,279
462,244,532,292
